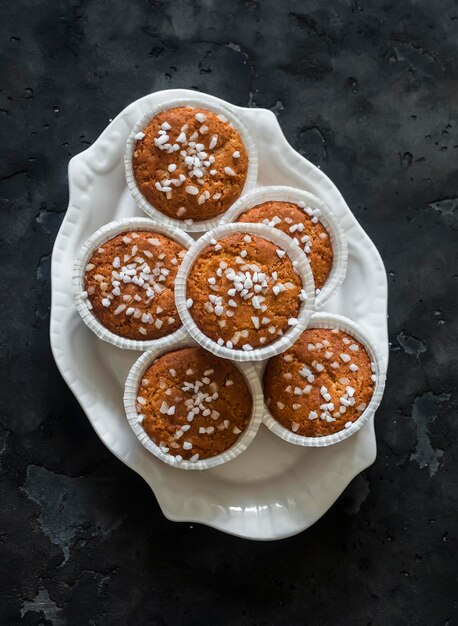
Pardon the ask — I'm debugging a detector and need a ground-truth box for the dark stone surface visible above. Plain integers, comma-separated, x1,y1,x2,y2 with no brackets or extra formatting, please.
1,1,457,624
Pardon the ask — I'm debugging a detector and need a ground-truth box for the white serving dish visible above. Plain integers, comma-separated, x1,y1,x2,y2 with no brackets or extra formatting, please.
50,88,388,540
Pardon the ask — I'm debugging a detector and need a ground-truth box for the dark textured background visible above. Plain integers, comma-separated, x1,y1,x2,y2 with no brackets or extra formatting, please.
1,1,457,624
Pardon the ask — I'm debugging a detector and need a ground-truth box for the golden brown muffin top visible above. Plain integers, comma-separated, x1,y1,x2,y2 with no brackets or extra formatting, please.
137,347,253,462
186,233,305,351
237,200,333,291
132,106,248,223
263,328,376,437
83,231,186,341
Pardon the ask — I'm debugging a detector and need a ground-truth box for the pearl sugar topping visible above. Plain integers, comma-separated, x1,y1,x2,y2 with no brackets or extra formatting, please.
84,232,184,336
274,329,375,431
188,236,307,351
137,365,241,463
141,109,243,214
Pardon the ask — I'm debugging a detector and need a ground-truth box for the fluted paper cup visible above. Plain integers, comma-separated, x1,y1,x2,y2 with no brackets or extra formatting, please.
73,217,194,350
124,335,264,470
175,223,316,362
124,96,258,233
220,185,347,308
261,312,387,447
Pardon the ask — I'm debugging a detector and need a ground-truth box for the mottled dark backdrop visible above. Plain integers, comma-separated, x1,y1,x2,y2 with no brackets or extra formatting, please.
1,1,457,624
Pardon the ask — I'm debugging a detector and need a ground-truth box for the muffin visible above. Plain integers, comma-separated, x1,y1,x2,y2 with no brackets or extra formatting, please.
132,106,249,224
263,327,376,437
237,200,333,290
136,347,253,462
83,230,186,341
185,233,306,351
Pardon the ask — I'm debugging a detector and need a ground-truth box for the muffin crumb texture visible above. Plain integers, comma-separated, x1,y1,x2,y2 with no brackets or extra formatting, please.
263,328,375,437
137,347,253,462
133,106,248,222
237,200,333,291
187,233,306,351
83,230,185,340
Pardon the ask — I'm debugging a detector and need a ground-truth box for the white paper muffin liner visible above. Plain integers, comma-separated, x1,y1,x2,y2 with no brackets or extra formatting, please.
72,217,194,351
261,312,387,447
124,96,259,233
175,222,316,362
219,185,347,309
124,335,264,470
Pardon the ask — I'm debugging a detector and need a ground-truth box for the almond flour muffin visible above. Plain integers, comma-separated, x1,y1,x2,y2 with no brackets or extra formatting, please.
186,233,306,352
237,200,333,290
132,106,249,224
83,230,186,341
263,327,376,437
136,347,253,462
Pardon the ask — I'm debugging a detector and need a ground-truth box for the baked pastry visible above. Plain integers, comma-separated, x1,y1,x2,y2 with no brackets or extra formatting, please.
137,347,253,462
83,230,185,340
132,106,249,224
263,327,375,436
186,233,306,351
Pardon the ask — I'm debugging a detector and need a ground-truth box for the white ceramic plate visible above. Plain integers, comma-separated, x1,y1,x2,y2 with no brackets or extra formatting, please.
50,89,388,540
